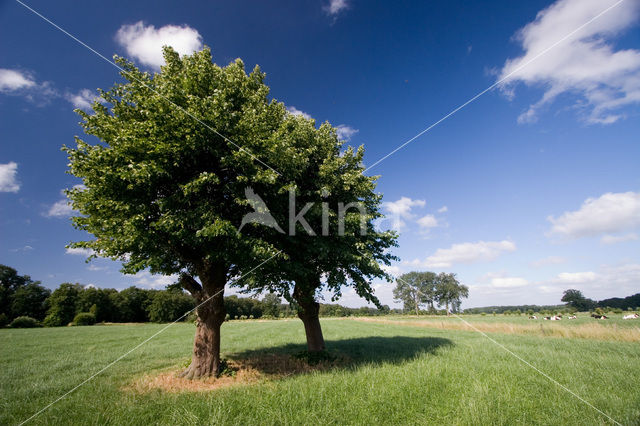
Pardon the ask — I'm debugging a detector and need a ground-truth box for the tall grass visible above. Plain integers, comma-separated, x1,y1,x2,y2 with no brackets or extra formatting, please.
1,319,639,425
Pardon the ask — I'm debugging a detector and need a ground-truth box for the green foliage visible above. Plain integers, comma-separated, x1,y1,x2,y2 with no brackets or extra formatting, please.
261,293,281,317
73,312,96,326
43,283,82,327
9,316,40,328
0,313,7,327
146,291,194,323
10,282,50,321
561,289,597,311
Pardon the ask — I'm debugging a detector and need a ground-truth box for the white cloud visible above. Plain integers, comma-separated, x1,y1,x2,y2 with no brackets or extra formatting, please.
0,69,36,92
134,270,178,289
286,106,311,119
66,247,95,257
601,233,638,244
335,124,359,141
417,214,438,229
489,276,529,288
530,256,567,268
0,162,20,193
115,22,203,69
46,199,74,218
65,89,100,110
556,271,597,283
422,240,516,268
547,191,640,239
87,264,107,272
437,206,448,213
499,0,640,124
323,0,349,16
382,196,425,231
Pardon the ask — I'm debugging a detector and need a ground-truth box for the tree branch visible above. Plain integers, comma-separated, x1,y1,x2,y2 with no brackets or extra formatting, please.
179,273,202,297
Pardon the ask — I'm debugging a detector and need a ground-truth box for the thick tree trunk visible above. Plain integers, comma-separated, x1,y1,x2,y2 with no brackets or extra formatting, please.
294,283,325,352
179,266,226,379
298,300,325,352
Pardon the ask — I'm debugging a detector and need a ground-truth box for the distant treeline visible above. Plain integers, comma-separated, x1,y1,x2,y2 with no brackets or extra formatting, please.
0,265,392,327
464,305,566,314
465,293,640,314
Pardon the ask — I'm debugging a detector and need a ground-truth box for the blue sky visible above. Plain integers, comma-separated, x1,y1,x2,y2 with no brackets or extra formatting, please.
1,0,639,309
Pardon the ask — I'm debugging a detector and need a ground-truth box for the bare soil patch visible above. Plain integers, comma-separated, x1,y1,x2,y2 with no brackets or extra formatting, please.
128,353,346,393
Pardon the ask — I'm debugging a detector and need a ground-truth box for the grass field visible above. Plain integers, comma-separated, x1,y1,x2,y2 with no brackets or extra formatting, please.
1,316,639,425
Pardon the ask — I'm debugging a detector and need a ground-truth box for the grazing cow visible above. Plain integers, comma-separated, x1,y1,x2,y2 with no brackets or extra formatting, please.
623,313,639,320
550,315,561,321
529,315,537,319
568,315,577,319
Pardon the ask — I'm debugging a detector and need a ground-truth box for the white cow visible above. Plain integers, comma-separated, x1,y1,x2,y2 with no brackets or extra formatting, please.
529,315,537,319
623,313,639,320
568,315,577,319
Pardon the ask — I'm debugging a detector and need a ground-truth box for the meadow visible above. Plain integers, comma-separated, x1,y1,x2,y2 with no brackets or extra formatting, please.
1,316,639,425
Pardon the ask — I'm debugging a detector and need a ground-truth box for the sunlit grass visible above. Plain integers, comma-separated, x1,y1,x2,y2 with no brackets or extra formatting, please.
1,318,639,425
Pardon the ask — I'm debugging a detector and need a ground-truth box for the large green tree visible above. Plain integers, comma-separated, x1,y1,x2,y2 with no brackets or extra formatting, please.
393,271,438,314
435,273,469,314
238,115,397,351
64,47,351,377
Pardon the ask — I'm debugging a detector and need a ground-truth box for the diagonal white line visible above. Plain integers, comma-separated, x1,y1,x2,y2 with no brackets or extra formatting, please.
17,250,283,426
450,312,622,426
391,273,622,425
14,0,281,177
363,0,626,173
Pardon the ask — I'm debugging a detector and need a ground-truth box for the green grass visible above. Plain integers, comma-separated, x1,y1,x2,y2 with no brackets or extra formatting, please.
1,318,639,425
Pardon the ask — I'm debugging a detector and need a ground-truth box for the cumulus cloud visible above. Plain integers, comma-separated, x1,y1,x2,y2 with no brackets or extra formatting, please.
499,0,640,124
530,256,567,268
556,271,597,283
547,191,640,239
286,106,312,119
0,69,36,92
0,162,20,193
421,240,516,268
323,0,349,16
417,214,439,231
489,276,529,288
382,196,426,231
335,125,359,141
65,89,101,110
66,247,95,257
134,270,179,289
115,22,203,69
601,233,638,244
46,200,74,217
437,206,448,213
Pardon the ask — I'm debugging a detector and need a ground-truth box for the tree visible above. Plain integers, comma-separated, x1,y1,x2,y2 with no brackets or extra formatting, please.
11,282,51,321
110,286,153,322
64,47,318,378
435,273,468,314
1,265,36,319
146,290,194,323
393,272,438,314
44,283,82,326
261,293,281,317
238,117,397,352
76,287,117,322
561,289,596,312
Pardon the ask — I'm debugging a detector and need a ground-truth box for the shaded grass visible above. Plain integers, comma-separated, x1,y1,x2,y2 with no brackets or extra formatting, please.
1,318,639,425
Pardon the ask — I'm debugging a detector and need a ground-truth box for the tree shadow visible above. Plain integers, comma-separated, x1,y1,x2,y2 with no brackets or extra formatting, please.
225,336,453,377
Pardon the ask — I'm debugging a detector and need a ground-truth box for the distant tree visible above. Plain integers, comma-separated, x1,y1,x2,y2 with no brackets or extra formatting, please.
261,293,281,317
110,287,152,322
436,273,469,314
0,265,39,319
146,290,194,323
76,287,117,322
393,271,438,315
11,282,51,321
43,283,82,326
561,289,596,311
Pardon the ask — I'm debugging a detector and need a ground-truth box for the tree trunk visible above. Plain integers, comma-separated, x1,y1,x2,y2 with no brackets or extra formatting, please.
294,283,325,352
297,299,325,352
180,266,226,379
